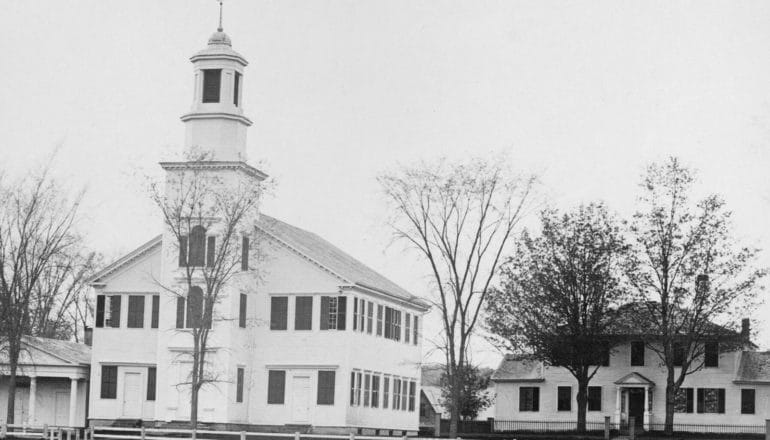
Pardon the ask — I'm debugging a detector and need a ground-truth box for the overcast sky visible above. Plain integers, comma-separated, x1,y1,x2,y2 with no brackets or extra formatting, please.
1,1,769,366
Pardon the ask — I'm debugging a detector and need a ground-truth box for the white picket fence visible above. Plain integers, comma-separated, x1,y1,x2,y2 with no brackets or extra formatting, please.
0,424,82,440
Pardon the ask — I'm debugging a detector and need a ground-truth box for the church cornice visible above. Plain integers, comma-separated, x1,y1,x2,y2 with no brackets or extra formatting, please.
180,112,253,126
159,161,268,181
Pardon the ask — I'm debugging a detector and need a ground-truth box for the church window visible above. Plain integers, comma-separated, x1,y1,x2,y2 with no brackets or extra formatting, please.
206,236,216,267
295,296,313,330
187,225,206,267
202,69,222,103
186,286,204,328
233,71,241,106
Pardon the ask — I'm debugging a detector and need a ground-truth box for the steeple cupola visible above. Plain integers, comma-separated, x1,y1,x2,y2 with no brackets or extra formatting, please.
180,17,252,162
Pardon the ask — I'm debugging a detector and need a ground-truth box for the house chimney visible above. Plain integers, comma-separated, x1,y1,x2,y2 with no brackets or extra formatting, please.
84,326,93,346
741,318,750,339
696,274,709,294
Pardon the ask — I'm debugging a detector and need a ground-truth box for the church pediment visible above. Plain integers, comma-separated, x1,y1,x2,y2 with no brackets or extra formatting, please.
614,372,655,386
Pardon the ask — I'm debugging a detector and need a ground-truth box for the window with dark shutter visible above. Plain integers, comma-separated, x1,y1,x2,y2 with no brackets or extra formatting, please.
270,296,288,330
363,373,371,407
151,295,159,329
519,387,539,412
557,386,571,411
371,375,380,408
587,387,602,411
147,367,156,401
366,302,373,334
107,296,121,328
236,367,244,403
206,236,216,267
241,236,249,270
697,388,725,413
376,305,383,336
295,296,313,330
127,296,145,328
337,296,346,330
675,388,694,413
401,379,408,410
631,341,645,366
100,365,118,399
408,380,416,411
233,72,241,106
413,315,418,345
393,378,401,410
186,287,203,328
179,236,188,267
188,226,206,266
239,294,247,328
741,389,755,414
202,69,222,103
353,297,358,331
355,372,362,406
176,296,185,328
349,371,356,405
384,307,392,339
96,295,105,328
317,371,335,405
267,370,285,404
705,342,719,367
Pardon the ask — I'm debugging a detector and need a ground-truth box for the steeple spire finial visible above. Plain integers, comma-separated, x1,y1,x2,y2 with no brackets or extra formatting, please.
217,0,223,32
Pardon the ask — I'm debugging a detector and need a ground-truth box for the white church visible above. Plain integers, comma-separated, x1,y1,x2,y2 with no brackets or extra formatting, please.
85,23,429,434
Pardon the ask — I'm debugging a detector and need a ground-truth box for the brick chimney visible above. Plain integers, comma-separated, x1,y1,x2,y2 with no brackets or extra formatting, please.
741,318,750,339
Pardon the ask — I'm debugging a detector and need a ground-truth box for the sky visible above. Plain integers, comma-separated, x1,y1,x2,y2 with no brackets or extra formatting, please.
1,0,769,367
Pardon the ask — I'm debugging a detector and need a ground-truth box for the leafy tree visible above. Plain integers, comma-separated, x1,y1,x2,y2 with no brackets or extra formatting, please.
439,364,493,422
625,157,766,434
486,203,630,432
379,156,537,438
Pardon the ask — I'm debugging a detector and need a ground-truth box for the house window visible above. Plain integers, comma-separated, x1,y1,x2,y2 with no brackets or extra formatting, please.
241,236,249,270
233,71,241,106
697,388,725,414
393,378,401,410
741,389,755,414
405,312,411,344
96,295,120,328
408,380,416,411
267,370,286,404
587,386,602,411
236,367,244,403
367,302,373,334
413,315,419,345
631,341,645,366
557,386,571,411
186,286,204,328
349,372,356,406
295,296,313,330
238,294,247,328
401,379,408,411
394,310,402,341
151,295,160,329
364,373,371,407
675,388,694,413
519,387,539,412
596,342,610,366
673,342,685,367
376,305,383,336
359,299,366,332
371,374,380,408
317,371,335,405
100,365,117,399
127,295,145,328
320,296,346,330
147,367,156,401
383,376,390,409
384,307,402,341
270,296,288,330
95,295,105,328
704,342,719,368
202,69,222,103
355,371,362,405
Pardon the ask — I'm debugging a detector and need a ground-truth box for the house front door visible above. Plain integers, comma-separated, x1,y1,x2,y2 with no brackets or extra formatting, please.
122,372,142,418
627,388,645,427
291,375,311,423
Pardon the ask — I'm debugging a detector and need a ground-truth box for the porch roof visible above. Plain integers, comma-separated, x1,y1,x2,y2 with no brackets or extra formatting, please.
614,372,655,387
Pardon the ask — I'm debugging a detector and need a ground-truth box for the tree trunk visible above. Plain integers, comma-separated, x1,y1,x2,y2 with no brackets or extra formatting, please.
190,338,200,431
664,367,676,435
5,343,20,424
576,380,588,433
448,366,460,438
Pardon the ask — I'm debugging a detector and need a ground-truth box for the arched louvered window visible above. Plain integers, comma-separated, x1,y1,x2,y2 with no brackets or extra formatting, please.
186,286,204,328
188,225,206,267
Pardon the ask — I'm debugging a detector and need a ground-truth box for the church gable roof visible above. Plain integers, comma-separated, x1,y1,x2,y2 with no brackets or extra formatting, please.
88,235,162,286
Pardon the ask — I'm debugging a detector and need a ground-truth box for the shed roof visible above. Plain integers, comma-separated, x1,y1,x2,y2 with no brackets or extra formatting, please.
0,336,91,367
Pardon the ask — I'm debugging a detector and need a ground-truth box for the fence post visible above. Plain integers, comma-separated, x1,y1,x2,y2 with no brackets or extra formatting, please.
604,416,610,440
43,424,49,440
89,426,95,440
1,422,6,439
487,418,495,433
140,426,145,440
241,431,247,440
349,432,355,440
629,418,635,440
294,432,300,440
765,419,770,440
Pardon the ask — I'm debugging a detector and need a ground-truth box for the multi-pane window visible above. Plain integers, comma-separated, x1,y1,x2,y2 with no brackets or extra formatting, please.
631,341,645,366
320,296,346,330
401,380,408,411
151,295,160,329
394,310,402,341
405,313,411,344
317,371,335,405
267,370,286,404
202,69,222,103
147,367,156,401
96,295,121,328
384,307,402,341
270,296,288,330
705,342,719,367
595,343,610,367
356,371,362,405
358,299,366,332
587,387,602,411
393,378,401,410
100,366,117,399
741,389,755,414
179,226,216,267
376,305,383,336
408,380,416,411
367,302,373,334
383,376,390,409
239,294,247,328
519,387,539,412
364,373,371,407
675,388,694,413
127,296,144,328
557,386,571,411
371,374,380,408
697,388,725,413
295,296,313,330
236,367,244,403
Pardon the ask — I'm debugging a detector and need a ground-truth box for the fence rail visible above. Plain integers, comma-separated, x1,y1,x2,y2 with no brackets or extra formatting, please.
1,424,85,440
491,418,766,435
90,427,413,440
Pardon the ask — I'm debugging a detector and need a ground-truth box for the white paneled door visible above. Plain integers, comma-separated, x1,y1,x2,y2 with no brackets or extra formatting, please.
122,372,142,418
291,375,311,423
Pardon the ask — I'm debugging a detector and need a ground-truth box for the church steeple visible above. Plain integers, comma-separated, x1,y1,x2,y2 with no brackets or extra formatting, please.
180,7,251,162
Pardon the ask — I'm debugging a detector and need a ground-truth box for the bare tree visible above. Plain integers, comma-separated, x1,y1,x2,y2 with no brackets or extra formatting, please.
486,203,631,432
149,154,266,429
0,166,83,423
626,157,766,434
378,156,536,438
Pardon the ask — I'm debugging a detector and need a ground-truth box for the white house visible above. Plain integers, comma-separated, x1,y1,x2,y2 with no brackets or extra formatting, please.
0,336,90,428
86,25,429,434
491,319,770,431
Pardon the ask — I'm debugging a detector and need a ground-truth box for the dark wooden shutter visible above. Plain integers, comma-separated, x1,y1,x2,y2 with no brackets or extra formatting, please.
519,388,526,411
742,389,755,414
631,341,645,366
320,296,330,330
267,370,286,404
413,315,419,345
151,295,160,328
686,388,694,413
239,294,247,328
558,386,571,411
96,295,105,328
367,302,373,334
109,296,121,328
127,295,145,328
384,307,392,339
241,236,249,271
533,387,540,411
206,236,216,268
147,367,157,401
270,297,288,330
202,69,222,103
405,312,411,343
317,371,335,405
717,389,725,413
233,72,241,106
337,296,346,330
176,297,185,329
697,388,704,413
100,365,117,399
179,236,188,267
353,297,358,331
236,368,244,403
350,372,356,405
376,305,383,336
295,296,313,330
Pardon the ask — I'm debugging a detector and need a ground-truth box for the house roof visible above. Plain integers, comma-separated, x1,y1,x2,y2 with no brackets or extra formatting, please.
0,336,91,367
421,385,444,413
735,351,770,384
256,214,430,309
491,354,544,382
